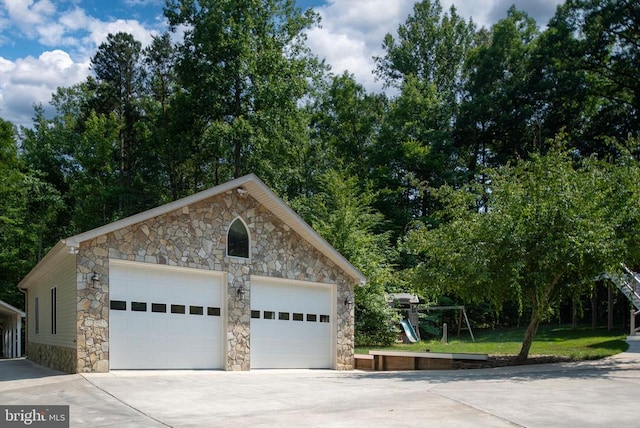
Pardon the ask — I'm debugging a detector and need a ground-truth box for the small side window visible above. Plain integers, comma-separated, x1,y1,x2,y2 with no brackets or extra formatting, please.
293,313,304,321
251,310,261,319
307,314,317,322
228,218,249,258
51,287,57,335
320,315,330,323
35,297,40,334
264,311,275,320
207,307,221,316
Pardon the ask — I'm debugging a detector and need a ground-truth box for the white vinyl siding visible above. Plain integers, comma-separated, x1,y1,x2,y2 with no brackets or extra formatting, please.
27,253,76,348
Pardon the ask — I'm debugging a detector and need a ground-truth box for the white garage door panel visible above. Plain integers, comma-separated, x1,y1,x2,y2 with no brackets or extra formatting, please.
251,280,334,369
109,262,224,370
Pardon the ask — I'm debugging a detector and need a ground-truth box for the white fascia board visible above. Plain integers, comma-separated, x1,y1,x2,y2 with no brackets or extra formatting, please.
245,178,367,285
0,299,26,317
65,175,255,248
59,173,366,286
16,241,71,290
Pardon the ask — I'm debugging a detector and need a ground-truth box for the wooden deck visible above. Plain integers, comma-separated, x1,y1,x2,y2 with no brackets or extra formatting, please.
355,350,488,371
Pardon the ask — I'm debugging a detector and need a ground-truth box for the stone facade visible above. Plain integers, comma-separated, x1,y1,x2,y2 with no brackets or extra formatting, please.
75,191,356,372
27,342,76,374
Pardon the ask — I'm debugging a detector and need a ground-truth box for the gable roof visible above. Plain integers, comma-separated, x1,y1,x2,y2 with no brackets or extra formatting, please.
20,174,365,288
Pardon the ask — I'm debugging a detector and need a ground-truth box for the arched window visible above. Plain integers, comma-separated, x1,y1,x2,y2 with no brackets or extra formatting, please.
228,218,249,258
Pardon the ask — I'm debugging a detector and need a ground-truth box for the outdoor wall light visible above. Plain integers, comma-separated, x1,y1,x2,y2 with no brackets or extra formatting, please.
89,271,100,287
237,286,246,300
344,296,354,307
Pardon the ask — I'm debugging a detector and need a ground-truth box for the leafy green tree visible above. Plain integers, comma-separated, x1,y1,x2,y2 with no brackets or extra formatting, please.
301,72,387,204
90,32,159,214
527,0,640,158
22,33,166,234
457,7,539,171
142,33,188,201
0,118,63,308
372,0,477,234
564,0,640,137
165,0,322,195
375,0,475,113
403,142,635,359
22,87,123,232
0,119,25,307
294,170,398,346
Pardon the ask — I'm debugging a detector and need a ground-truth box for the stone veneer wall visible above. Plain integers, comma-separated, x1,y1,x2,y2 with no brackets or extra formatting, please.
76,191,355,372
27,342,76,373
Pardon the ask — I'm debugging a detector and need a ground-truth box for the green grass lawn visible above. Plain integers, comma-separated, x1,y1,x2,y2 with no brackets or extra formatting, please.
356,324,628,361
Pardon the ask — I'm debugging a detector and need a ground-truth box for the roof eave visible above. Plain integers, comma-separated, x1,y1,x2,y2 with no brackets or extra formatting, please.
17,241,71,290
65,175,254,248
0,299,26,317
48,174,366,286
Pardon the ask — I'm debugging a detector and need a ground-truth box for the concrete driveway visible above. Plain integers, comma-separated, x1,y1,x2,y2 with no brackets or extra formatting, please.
2,342,640,427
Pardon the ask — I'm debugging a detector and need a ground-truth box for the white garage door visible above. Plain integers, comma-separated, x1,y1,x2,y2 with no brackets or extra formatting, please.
109,261,224,370
251,278,334,369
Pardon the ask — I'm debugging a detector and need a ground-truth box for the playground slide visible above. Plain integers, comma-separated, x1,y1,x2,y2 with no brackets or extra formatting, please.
400,319,419,343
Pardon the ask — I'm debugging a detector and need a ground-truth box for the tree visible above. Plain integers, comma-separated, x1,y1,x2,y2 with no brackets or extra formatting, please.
300,72,387,204
403,142,634,359
457,7,540,172
142,33,187,200
91,33,144,214
0,118,25,307
0,118,63,308
372,0,477,234
293,170,398,346
375,0,475,113
565,0,640,136
528,0,640,157
165,0,322,196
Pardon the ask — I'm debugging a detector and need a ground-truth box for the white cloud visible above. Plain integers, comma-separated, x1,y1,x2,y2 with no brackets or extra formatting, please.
87,18,157,49
307,0,564,94
123,0,164,6
58,7,91,32
0,1,161,127
0,51,90,127
2,0,56,36
0,0,567,127
307,0,415,93
440,1,491,29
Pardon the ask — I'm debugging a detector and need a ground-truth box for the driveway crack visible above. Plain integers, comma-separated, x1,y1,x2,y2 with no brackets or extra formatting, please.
81,375,173,427
428,386,525,427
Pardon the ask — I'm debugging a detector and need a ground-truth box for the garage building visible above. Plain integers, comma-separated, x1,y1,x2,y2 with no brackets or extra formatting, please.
18,174,364,373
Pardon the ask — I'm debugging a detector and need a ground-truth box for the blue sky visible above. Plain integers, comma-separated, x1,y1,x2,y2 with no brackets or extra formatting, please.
0,0,564,128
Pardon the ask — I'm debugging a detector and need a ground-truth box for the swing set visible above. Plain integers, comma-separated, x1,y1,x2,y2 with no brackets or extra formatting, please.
422,305,475,342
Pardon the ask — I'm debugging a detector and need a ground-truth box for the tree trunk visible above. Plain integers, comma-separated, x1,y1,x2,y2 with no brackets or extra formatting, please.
518,275,561,361
591,288,597,330
607,284,614,332
517,306,540,361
